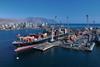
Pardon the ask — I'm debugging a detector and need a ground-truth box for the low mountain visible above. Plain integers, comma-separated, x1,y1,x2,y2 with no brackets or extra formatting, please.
0,17,58,24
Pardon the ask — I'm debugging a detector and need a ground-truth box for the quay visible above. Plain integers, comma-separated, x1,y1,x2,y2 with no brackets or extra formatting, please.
14,41,62,52
60,42,95,51
15,40,95,52
32,42,54,51
88,42,95,51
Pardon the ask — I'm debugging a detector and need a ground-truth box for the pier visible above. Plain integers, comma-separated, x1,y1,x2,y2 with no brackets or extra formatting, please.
15,41,62,52
15,41,95,52
59,42,95,51
88,42,95,51
32,42,54,51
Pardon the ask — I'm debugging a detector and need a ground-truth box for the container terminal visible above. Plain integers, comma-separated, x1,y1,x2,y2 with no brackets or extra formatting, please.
12,25,100,53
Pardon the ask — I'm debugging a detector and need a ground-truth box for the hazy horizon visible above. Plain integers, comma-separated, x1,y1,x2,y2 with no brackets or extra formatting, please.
0,0,100,23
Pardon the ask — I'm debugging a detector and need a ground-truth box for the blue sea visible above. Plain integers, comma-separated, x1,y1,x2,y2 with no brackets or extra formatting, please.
49,23,100,28
0,24,100,67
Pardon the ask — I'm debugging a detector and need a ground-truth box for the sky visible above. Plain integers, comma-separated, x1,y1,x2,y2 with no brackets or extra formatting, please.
0,0,100,23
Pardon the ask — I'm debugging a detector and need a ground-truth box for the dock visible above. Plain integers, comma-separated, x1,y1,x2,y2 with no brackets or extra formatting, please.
32,42,54,51
60,42,95,52
88,42,95,51
15,40,95,52
14,41,62,52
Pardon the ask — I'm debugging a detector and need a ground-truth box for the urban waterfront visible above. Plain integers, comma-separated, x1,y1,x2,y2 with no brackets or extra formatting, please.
1,0,100,67
0,26,100,67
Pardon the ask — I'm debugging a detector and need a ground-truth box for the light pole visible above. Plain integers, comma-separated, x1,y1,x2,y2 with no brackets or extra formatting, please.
86,15,89,28
66,16,69,29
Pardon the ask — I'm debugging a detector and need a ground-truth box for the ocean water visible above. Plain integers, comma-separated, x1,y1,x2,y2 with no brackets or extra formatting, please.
50,24,100,29
0,25,100,67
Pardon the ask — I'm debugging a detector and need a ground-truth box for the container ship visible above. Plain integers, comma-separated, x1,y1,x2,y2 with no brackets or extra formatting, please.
12,33,50,47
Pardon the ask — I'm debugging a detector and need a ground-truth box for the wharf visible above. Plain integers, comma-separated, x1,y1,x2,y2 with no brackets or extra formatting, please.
60,42,95,51
15,40,95,52
14,41,62,52
59,34,96,52
87,42,95,51
32,42,54,51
